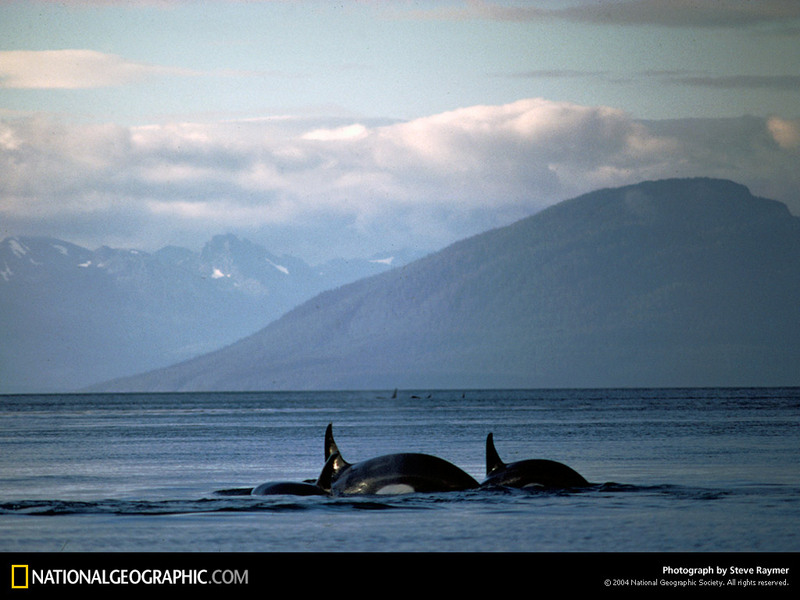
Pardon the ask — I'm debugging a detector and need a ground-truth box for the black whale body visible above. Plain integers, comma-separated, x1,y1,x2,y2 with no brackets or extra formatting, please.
245,424,339,496
317,423,479,496
213,426,335,497
251,480,327,496
214,426,592,498
481,432,591,489
213,479,328,497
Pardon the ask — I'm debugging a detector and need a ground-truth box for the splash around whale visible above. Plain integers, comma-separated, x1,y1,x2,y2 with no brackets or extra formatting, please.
316,424,479,496
481,432,591,489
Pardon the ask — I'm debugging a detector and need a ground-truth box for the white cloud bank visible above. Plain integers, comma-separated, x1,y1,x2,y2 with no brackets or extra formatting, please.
1,98,798,260
0,50,197,89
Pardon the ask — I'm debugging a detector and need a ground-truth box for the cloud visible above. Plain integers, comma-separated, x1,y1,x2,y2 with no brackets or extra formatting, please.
498,69,607,80
302,124,370,142
2,98,799,260
0,50,198,89
553,0,800,28
404,0,800,28
500,70,800,93
767,116,800,149
669,74,800,91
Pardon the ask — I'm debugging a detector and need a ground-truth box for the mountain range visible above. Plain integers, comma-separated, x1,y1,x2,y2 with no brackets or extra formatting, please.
0,234,415,392
94,177,800,392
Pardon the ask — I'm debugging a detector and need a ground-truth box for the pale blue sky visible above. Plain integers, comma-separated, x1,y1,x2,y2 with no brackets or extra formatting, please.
2,1,799,260
3,1,799,123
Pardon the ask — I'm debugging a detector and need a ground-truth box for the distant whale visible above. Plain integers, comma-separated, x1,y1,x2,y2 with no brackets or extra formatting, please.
481,433,591,489
317,424,479,496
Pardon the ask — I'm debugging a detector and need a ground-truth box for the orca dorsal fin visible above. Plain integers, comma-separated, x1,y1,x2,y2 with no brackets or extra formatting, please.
316,452,337,493
486,432,505,476
316,451,350,493
324,423,340,461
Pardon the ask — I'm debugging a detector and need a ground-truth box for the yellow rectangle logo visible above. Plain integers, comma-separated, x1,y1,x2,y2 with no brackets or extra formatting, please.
11,565,29,589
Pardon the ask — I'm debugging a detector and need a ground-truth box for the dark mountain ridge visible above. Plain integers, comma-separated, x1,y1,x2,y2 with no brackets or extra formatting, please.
97,177,800,391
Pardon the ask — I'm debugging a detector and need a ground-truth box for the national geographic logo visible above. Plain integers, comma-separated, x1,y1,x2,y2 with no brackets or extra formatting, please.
11,565,28,589
8,563,248,588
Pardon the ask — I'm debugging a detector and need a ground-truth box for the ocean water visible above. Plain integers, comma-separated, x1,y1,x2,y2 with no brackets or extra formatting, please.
0,388,798,553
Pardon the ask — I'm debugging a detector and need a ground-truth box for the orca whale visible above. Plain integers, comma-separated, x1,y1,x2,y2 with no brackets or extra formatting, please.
214,429,335,497
251,480,327,496
212,487,254,496
248,433,336,496
214,479,328,497
481,433,591,489
317,424,479,496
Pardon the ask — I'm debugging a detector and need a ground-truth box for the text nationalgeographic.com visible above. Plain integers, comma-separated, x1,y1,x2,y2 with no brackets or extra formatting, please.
11,565,247,588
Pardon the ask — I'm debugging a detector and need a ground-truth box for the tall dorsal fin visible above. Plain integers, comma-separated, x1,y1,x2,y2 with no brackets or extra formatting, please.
315,451,350,493
324,423,340,461
316,452,337,493
486,432,505,476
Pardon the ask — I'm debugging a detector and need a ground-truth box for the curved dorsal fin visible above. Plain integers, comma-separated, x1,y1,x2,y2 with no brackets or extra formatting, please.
315,451,350,493
324,423,340,461
486,432,505,476
316,452,337,493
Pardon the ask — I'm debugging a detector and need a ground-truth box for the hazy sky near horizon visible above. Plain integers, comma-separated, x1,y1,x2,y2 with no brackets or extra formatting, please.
2,0,799,262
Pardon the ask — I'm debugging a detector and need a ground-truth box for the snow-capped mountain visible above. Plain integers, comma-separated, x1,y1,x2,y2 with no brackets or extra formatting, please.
97,178,800,392
0,234,414,392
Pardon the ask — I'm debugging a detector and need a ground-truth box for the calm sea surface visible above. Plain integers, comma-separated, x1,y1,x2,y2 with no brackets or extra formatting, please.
1,388,798,553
